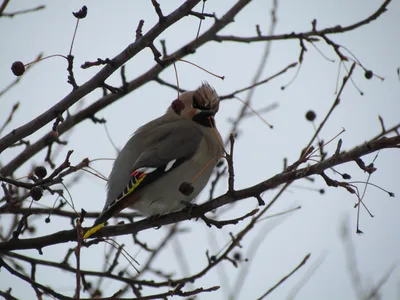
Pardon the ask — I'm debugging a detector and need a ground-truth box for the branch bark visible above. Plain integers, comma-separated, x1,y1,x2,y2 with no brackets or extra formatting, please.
1,135,398,252
0,0,201,155
0,0,253,176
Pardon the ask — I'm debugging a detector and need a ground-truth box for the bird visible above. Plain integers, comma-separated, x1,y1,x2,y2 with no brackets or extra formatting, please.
83,83,223,239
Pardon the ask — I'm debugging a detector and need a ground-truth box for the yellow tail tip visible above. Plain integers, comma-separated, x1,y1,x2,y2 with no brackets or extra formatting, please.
83,223,104,239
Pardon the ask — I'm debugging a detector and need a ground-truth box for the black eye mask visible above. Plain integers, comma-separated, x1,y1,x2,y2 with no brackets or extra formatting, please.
192,110,215,128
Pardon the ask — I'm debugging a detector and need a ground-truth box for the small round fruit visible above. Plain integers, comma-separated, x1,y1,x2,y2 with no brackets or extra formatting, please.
31,187,43,201
171,99,185,115
11,61,25,76
305,110,316,121
364,70,373,79
179,182,194,196
34,166,47,179
233,252,242,261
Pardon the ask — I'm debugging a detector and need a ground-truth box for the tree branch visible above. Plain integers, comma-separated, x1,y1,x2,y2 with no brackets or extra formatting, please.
0,0,201,155
1,135,398,252
215,0,390,43
0,0,253,176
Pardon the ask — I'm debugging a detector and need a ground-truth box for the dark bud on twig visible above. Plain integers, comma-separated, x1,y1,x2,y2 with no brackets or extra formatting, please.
179,182,194,196
73,6,88,19
342,173,351,180
305,110,316,121
256,195,265,206
31,187,43,201
11,61,25,76
28,226,36,233
80,208,87,223
34,166,47,179
319,189,325,194
45,217,51,223
364,70,373,80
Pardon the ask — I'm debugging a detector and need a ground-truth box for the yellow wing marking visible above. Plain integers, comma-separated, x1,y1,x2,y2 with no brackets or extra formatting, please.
83,174,147,239
119,174,146,201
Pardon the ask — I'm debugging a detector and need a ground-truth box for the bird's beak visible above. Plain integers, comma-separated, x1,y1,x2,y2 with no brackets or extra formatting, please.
194,109,215,117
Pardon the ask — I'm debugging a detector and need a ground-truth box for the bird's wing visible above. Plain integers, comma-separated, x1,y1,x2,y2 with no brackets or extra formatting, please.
115,119,202,204
84,119,203,238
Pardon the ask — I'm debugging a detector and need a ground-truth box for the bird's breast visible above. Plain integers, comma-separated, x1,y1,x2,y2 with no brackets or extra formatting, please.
192,128,223,166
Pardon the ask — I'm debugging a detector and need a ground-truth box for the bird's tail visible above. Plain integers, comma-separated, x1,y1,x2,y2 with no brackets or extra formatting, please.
82,193,133,239
82,222,104,239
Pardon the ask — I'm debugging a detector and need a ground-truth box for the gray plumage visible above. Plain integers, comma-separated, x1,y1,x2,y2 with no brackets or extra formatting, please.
103,82,223,217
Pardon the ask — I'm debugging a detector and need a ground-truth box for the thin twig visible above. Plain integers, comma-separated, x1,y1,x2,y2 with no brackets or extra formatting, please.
257,254,311,299
1,4,44,17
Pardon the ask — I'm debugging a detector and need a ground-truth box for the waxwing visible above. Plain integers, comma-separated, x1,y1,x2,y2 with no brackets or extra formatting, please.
83,83,223,238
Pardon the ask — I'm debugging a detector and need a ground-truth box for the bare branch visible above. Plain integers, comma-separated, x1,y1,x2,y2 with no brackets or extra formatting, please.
0,0,253,176
257,254,311,299
1,135,398,251
0,4,45,17
215,0,390,43
0,0,202,156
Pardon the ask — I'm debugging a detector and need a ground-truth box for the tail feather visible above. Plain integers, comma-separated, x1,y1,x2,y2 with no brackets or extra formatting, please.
83,223,104,239
83,193,137,239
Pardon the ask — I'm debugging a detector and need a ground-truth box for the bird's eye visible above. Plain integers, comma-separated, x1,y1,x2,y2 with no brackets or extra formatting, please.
192,96,200,109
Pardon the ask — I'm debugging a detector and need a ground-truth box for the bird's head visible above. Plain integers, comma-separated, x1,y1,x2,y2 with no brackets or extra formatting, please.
170,82,219,128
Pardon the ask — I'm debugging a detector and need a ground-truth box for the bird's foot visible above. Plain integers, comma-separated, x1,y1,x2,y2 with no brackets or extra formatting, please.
180,201,198,218
146,214,162,229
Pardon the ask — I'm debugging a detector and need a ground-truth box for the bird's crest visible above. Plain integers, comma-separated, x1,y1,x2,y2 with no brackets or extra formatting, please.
194,82,219,112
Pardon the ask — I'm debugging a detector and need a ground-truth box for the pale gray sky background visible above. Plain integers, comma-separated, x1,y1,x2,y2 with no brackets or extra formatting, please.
1,1,400,299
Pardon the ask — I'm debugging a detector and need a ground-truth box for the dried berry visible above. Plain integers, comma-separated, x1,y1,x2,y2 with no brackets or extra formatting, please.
30,187,43,201
73,6,87,19
171,99,185,115
34,166,47,179
11,61,25,76
45,217,51,223
305,110,316,121
364,70,373,80
179,182,194,196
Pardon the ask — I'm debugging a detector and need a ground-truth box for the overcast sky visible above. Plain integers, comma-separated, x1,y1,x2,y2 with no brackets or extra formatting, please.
1,1,400,299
